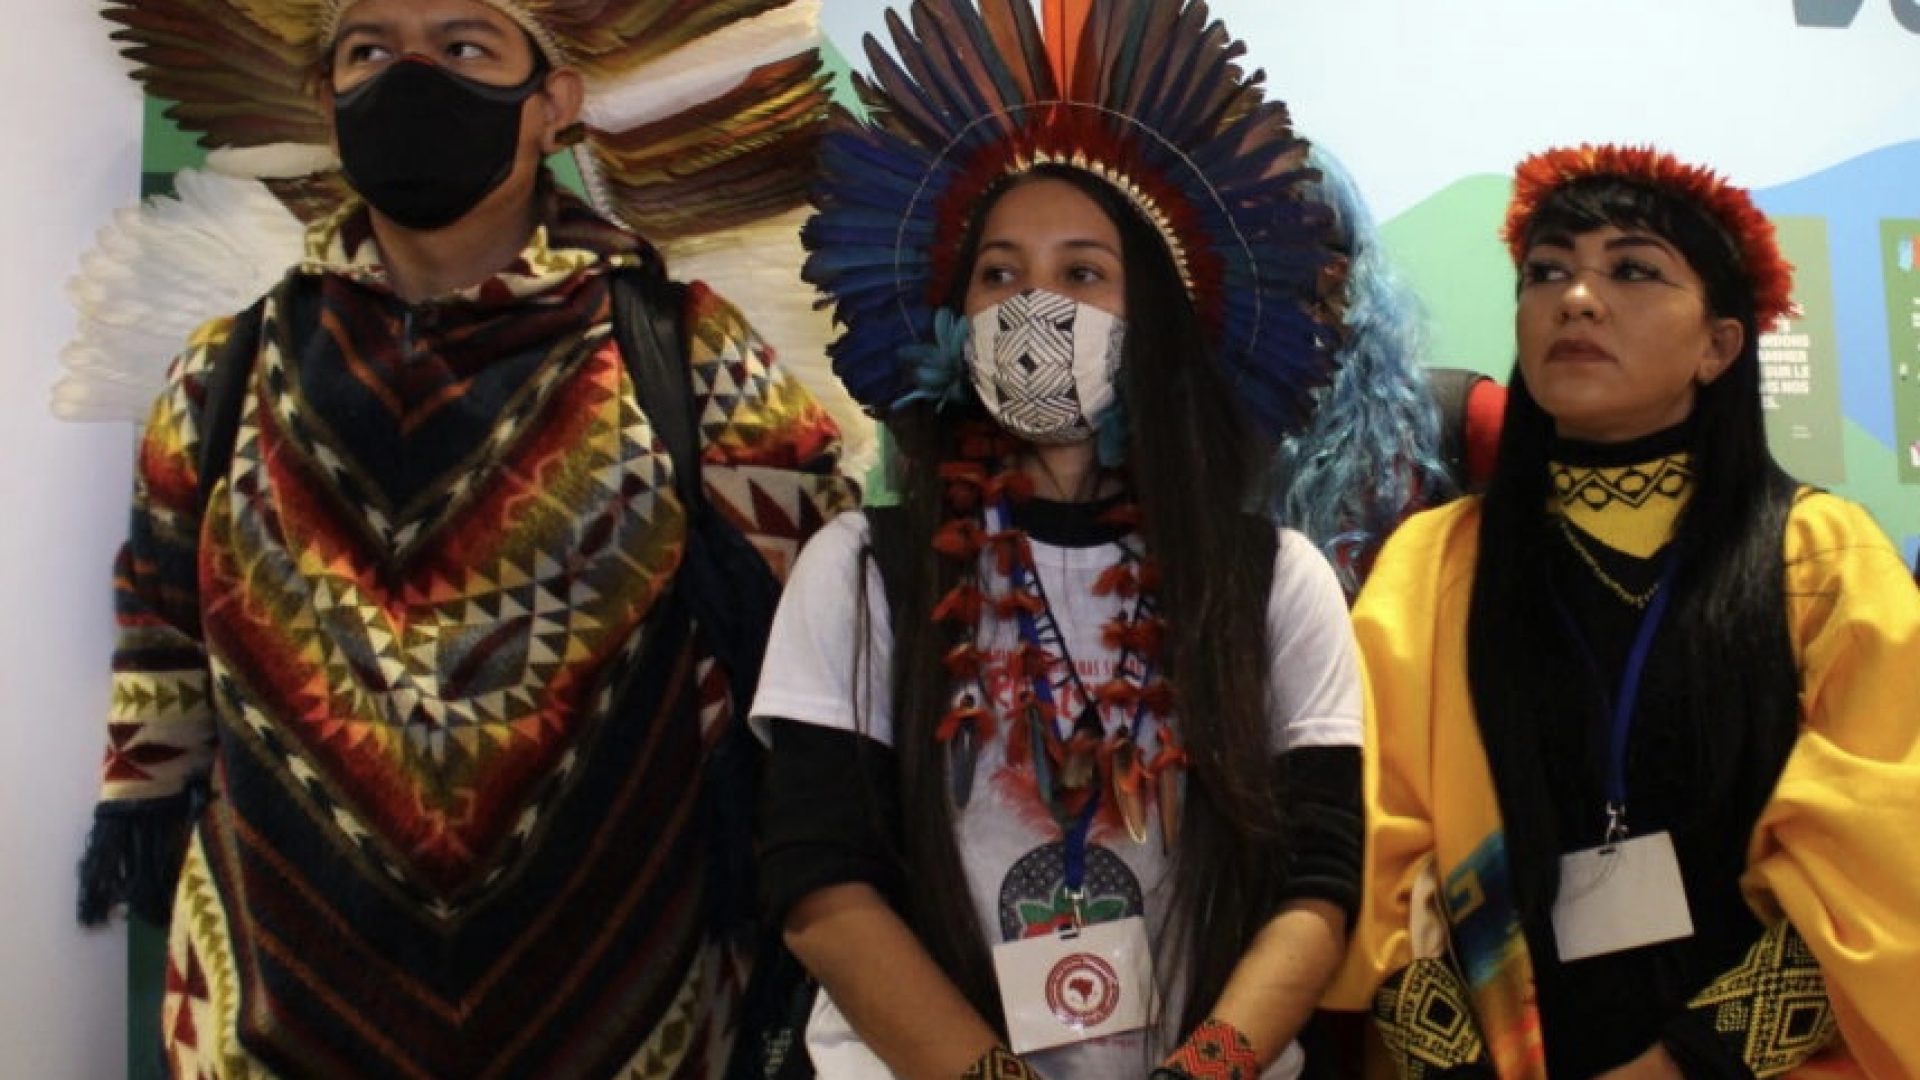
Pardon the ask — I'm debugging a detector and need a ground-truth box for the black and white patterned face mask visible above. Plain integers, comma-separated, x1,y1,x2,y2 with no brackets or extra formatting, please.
964,288,1126,445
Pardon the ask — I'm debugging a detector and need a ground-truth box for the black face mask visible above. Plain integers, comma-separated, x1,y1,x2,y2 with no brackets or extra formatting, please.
332,57,548,231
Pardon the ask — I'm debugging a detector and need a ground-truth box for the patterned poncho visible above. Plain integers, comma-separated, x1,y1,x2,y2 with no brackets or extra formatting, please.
82,187,856,1078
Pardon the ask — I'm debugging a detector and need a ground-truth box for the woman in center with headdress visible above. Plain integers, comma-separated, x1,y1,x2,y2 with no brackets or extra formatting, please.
750,1,1363,1078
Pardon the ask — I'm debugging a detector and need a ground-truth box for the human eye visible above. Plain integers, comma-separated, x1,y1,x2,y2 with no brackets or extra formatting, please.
1521,258,1570,286
446,39,492,62
1612,258,1665,283
977,264,1017,288
337,39,393,67
1065,263,1108,286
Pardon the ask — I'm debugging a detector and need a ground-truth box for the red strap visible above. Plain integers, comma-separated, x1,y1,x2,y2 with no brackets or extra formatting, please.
1462,378,1508,491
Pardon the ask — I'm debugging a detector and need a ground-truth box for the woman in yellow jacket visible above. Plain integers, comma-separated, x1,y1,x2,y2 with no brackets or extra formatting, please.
1329,144,1920,1079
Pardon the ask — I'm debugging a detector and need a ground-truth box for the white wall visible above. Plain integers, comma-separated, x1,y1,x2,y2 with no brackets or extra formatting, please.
0,7,143,1078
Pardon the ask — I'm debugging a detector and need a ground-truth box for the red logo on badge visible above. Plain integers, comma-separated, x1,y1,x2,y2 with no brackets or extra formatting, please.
1044,952,1121,1029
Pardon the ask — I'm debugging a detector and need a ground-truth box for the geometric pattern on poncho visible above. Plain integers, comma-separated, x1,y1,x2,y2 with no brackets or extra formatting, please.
207,296,680,907
98,198,856,1077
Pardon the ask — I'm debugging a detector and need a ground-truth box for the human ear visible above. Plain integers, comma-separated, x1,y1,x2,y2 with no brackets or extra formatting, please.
537,69,586,154
1697,316,1744,385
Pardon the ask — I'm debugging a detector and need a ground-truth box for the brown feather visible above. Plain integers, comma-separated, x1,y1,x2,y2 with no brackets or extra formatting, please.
107,0,325,148
593,53,827,239
980,0,1053,104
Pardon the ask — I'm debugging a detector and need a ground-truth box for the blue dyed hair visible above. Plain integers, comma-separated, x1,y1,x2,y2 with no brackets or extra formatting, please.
1270,146,1454,594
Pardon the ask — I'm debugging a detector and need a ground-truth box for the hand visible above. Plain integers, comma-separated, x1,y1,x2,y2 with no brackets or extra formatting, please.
1594,1044,1685,1080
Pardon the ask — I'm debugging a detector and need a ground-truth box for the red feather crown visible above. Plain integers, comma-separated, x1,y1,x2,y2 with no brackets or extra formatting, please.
1503,144,1795,328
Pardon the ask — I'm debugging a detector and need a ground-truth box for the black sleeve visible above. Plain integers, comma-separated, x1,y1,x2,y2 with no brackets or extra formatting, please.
1661,1015,1758,1080
1272,745,1363,924
758,718,906,928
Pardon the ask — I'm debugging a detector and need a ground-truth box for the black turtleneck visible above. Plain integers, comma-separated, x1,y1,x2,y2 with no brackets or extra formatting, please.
1006,492,1132,548
1525,423,1759,1078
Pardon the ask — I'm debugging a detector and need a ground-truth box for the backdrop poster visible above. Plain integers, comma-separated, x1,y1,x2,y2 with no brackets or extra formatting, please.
1762,217,1848,487
1884,219,1920,482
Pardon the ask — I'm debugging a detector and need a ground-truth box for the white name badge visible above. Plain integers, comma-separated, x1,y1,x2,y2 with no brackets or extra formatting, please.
1551,830,1695,962
991,917,1155,1054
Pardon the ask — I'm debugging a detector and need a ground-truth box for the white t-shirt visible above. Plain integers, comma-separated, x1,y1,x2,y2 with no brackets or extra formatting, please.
752,510,1363,1080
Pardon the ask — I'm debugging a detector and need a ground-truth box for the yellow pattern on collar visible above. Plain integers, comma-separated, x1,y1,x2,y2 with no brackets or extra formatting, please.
1549,453,1693,559
298,200,616,302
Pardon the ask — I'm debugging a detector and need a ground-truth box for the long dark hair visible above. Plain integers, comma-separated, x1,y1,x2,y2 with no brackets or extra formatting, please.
1467,177,1802,922
872,164,1291,1038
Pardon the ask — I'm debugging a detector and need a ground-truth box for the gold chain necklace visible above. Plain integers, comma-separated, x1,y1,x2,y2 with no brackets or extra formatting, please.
1556,515,1656,608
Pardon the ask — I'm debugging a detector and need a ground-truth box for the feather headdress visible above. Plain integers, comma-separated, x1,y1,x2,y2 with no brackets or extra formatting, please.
103,0,830,240
61,0,879,475
802,0,1340,440
1503,143,1795,328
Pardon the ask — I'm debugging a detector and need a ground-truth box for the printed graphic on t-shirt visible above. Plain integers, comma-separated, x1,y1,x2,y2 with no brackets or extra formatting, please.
977,647,1117,718
972,635,1165,845
998,840,1146,940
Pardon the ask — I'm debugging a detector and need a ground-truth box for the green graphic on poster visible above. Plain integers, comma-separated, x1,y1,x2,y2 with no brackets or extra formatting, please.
1885,219,1920,485
1759,217,1846,487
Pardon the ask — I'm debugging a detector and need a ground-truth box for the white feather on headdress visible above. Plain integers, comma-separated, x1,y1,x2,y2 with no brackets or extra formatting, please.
56,156,307,422
59,0,876,469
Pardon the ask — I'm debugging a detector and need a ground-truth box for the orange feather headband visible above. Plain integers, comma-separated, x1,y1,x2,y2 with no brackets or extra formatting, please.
1503,144,1795,328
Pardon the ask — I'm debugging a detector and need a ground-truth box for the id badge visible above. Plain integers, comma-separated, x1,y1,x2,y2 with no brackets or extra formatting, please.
1551,830,1694,962
990,916,1155,1054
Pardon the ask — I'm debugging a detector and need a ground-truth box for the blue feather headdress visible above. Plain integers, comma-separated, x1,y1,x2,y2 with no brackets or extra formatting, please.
1272,146,1454,594
802,0,1340,441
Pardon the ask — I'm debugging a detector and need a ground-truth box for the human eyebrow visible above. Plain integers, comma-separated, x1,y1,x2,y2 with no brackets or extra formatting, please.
1604,234,1681,259
1059,239,1120,257
437,18,512,39
332,20,390,42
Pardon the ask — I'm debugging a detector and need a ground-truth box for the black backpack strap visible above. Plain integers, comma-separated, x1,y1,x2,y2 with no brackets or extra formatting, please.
611,266,698,498
608,264,784,690
611,268,823,1078
196,298,268,511
611,265,785,929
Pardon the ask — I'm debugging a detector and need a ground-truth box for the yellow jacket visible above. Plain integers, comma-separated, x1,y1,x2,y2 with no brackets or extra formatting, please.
1328,492,1920,1078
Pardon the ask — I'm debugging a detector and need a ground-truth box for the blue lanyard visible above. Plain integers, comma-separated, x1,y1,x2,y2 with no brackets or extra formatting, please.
996,500,1112,924
1554,556,1679,845
1060,786,1101,925
994,497,1159,726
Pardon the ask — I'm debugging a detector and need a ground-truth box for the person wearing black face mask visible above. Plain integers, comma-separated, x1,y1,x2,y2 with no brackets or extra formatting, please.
330,51,553,232
75,0,860,1076
317,0,585,302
